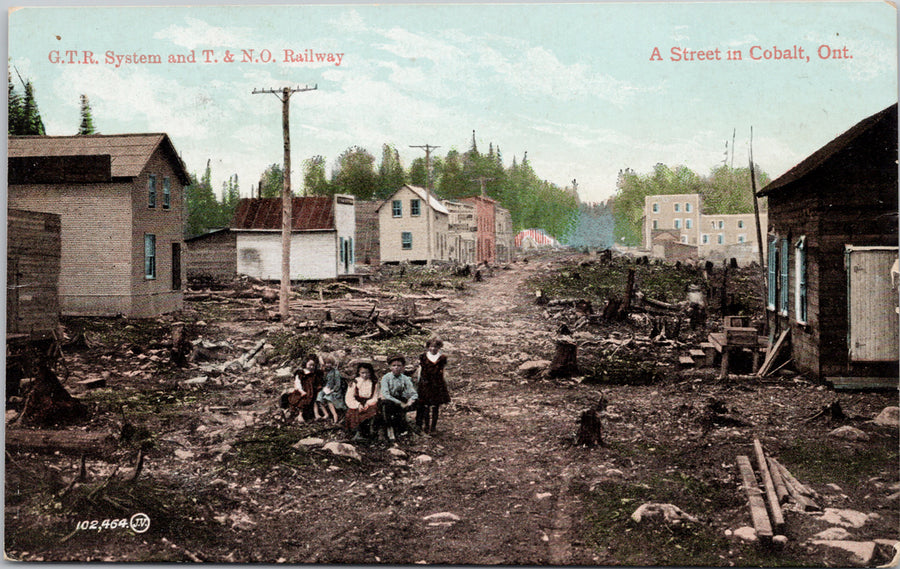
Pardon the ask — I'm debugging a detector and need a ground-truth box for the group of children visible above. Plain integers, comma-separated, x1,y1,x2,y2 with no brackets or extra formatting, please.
280,336,450,442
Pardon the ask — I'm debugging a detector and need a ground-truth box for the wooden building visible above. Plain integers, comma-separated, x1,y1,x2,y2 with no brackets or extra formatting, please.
757,103,898,385
461,195,497,264
378,185,449,264
8,134,189,317
186,195,356,281
7,209,60,339
354,200,382,265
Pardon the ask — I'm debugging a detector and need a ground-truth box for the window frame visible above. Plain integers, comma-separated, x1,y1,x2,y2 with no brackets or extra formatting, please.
779,237,790,315
685,218,692,230
148,175,157,208
674,218,681,229
674,203,681,213
162,177,171,209
144,234,157,279
795,236,807,323
685,202,692,213
767,235,778,310
401,231,412,250
410,199,421,217
652,203,659,213
392,200,402,218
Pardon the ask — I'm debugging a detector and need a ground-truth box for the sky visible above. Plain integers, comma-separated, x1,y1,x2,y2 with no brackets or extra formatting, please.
6,1,898,204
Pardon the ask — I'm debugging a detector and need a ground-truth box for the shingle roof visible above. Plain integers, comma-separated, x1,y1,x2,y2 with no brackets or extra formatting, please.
758,103,898,197
231,197,335,231
8,133,191,185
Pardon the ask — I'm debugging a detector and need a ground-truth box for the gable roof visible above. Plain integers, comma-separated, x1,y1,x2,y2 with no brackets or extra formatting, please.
377,185,449,215
758,103,898,197
232,197,335,231
8,133,191,185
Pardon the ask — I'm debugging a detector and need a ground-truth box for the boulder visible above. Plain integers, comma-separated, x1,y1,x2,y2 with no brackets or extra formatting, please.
322,442,361,461
809,540,875,566
873,406,899,428
630,502,698,525
293,437,324,448
517,360,551,377
827,425,869,441
814,527,854,540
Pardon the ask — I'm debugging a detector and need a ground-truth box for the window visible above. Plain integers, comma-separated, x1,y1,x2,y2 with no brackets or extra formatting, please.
674,203,681,212
738,234,746,243
795,236,807,323
767,235,778,310
779,237,789,314
680,235,688,244
652,220,658,230
410,199,421,216
702,234,709,244
685,203,692,213
148,175,157,208
738,219,744,229
144,234,156,279
163,177,171,209
652,203,659,213
717,234,724,244
685,218,692,229
401,232,412,250
718,220,724,230
674,219,681,229
392,200,402,217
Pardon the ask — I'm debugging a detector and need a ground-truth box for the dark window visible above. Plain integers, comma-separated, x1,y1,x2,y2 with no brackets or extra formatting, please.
148,175,157,208
163,177,171,209
411,199,421,216
145,234,156,279
392,200,402,217
401,232,412,250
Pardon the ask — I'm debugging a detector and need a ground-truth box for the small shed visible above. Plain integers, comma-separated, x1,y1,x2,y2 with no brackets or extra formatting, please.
184,228,237,283
757,103,898,386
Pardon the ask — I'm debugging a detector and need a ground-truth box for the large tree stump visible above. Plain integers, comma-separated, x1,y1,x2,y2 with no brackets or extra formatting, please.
576,396,608,446
547,340,578,378
18,362,87,426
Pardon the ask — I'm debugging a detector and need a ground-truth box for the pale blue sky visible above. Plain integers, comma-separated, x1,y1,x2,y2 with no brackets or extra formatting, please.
7,2,898,203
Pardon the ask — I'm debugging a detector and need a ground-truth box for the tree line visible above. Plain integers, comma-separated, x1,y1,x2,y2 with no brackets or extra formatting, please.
185,132,582,241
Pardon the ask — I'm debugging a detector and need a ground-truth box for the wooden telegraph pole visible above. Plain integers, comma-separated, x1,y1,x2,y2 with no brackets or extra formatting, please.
252,84,317,322
410,144,440,265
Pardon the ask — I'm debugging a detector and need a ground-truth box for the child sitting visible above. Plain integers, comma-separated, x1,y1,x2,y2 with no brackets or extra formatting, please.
379,355,418,441
344,362,380,441
315,356,346,423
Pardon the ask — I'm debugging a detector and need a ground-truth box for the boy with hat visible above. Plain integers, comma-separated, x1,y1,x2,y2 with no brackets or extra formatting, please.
380,355,418,441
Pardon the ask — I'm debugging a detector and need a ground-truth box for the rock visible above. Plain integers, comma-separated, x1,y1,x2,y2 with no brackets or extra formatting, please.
323,442,361,461
814,527,854,540
772,535,788,547
182,376,209,386
734,527,758,542
809,540,876,566
827,425,869,441
820,508,871,529
630,503,698,525
274,367,293,378
873,406,900,428
174,449,195,460
388,448,408,458
413,454,433,464
536,492,553,500
293,437,324,448
77,377,107,389
6,410,20,424
517,360,551,377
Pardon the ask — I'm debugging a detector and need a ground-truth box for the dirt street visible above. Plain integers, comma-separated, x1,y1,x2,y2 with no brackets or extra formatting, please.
6,254,899,566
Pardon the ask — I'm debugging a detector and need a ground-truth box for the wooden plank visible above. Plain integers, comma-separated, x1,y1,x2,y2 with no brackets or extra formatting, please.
767,456,789,504
771,458,817,498
757,328,790,377
826,377,900,390
736,455,773,541
6,429,115,456
753,439,785,533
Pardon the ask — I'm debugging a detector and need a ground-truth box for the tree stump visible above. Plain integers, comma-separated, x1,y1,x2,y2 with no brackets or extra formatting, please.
547,340,578,378
576,396,607,447
18,362,88,426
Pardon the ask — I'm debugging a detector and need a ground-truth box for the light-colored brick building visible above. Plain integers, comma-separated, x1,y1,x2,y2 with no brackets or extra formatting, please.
8,133,189,317
377,185,449,264
443,200,477,264
643,193,767,265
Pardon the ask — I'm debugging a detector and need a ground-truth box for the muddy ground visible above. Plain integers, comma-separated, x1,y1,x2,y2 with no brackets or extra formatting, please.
5,251,899,566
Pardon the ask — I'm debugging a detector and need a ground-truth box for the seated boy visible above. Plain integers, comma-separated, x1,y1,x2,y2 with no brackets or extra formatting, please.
379,355,418,441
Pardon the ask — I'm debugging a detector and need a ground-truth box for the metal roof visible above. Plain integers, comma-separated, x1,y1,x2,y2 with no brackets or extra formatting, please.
8,133,191,185
231,197,335,231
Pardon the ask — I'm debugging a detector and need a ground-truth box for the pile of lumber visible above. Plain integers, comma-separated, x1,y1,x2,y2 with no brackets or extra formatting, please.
736,438,820,544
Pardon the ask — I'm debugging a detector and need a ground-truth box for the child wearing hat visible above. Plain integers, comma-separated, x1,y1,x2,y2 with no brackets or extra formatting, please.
379,355,418,441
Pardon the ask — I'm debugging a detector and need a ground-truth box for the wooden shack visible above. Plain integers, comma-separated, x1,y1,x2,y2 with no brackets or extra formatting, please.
7,209,61,339
757,103,898,386
184,228,237,283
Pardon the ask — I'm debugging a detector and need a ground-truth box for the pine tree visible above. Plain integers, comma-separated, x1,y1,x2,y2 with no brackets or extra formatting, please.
21,81,45,135
8,70,22,135
78,94,96,135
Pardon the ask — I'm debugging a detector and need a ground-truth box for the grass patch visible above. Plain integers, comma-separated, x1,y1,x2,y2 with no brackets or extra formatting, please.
353,330,431,361
778,438,900,485
231,425,321,470
63,317,170,351
268,330,323,361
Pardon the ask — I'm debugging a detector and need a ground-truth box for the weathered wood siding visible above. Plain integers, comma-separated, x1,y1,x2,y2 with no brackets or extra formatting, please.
7,209,60,337
236,232,337,280
354,201,381,265
185,230,237,281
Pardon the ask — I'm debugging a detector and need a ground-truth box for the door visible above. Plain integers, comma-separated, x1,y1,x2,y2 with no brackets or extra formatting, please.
172,243,182,290
846,246,899,361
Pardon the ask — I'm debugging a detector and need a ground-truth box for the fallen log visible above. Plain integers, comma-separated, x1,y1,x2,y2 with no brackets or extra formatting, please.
736,455,773,542
767,456,790,505
7,429,115,456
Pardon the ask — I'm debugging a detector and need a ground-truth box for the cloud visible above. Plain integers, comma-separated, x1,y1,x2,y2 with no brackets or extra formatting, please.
154,17,254,50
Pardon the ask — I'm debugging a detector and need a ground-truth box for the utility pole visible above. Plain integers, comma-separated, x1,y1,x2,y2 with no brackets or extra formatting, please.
410,144,440,265
252,84,317,323
473,176,494,197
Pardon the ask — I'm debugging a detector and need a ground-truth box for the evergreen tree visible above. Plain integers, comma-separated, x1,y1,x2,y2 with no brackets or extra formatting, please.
184,160,222,238
258,163,285,198
78,94,96,135
302,155,330,196
219,174,241,226
375,144,406,199
20,81,45,135
8,70,22,135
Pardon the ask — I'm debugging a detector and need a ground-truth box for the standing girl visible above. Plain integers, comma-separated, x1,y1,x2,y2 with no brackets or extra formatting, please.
416,336,450,434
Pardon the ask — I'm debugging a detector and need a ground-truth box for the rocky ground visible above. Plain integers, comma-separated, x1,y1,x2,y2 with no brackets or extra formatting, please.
5,251,899,566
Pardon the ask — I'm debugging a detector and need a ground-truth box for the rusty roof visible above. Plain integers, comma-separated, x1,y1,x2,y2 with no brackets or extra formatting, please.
232,197,335,231
8,133,191,185
758,103,898,197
